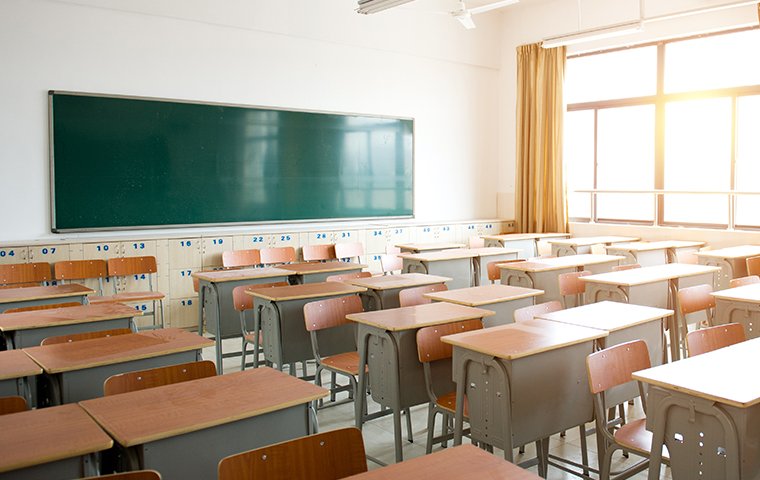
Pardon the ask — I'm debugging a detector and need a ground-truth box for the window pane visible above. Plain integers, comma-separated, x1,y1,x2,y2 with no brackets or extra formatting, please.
665,30,760,93
735,95,760,227
664,98,732,225
564,110,594,219
566,46,657,104
596,105,655,221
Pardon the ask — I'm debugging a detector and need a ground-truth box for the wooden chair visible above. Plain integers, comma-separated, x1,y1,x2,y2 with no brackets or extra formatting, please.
379,253,403,275
416,320,482,453
233,281,289,370
486,259,521,284
677,283,716,357
260,247,296,266
729,275,760,288
746,255,760,276
0,262,51,288
587,340,661,480
41,327,133,346
0,395,28,415
398,283,448,307
302,244,336,262
54,259,109,295
468,236,485,248
386,246,401,254
686,323,746,357
612,263,641,272
558,270,591,308
222,249,261,269
90,256,165,330
334,242,363,262
103,360,217,396
513,300,563,322
325,271,371,283
82,470,161,480
218,427,367,480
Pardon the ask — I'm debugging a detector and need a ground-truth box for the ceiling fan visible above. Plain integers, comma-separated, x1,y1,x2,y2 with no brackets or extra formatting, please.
450,0,519,29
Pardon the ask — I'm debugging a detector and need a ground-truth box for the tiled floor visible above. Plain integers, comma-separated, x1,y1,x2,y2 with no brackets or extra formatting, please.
204,340,672,479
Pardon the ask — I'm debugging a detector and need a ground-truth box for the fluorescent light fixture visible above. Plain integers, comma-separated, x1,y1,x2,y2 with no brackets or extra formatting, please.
356,0,416,14
455,11,477,29
541,20,643,48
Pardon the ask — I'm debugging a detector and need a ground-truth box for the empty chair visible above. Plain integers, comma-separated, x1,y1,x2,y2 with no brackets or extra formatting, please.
398,283,448,307
729,275,760,288
325,271,371,283
379,253,403,275
222,249,261,269
686,323,746,357
0,396,28,415
233,281,289,370
486,259,521,284
0,262,51,288
302,244,337,262
82,470,161,480
612,263,641,272
468,236,485,248
218,427,367,480
41,327,132,345
334,242,363,262
513,300,563,323
54,260,108,295
260,246,296,266
386,245,401,254
746,255,760,276
558,270,591,308
416,320,482,453
677,283,716,356
103,360,217,396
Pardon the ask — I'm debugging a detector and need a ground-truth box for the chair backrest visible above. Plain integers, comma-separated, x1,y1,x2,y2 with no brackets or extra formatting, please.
612,263,641,272
107,256,158,276
334,242,363,262
54,260,108,281
0,395,28,415
41,328,133,346
586,339,651,395
325,271,372,283
486,259,521,283
218,427,367,480
677,284,715,316
558,270,591,307
398,283,448,307
103,360,217,396
4,302,80,313
386,245,401,254
513,300,563,323
468,236,485,249
416,319,483,363
222,249,261,269
304,295,364,332
729,275,760,288
686,323,746,357
82,471,162,480
379,254,403,275
302,244,336,262
0,262,51,288
260,247,296,266
746,255,760,276
232,282,289,312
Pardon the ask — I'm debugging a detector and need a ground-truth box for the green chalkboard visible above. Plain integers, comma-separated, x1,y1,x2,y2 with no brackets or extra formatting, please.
49,92,413,232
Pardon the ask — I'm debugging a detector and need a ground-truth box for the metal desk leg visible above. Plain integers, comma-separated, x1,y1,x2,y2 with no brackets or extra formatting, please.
203,283,224,374
355,328,372,430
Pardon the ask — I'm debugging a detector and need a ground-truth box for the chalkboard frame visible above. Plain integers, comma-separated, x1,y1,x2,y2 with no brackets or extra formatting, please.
48,90,414,233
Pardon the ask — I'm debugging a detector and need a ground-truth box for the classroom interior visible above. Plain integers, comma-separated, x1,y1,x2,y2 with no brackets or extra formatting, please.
2,0,760,479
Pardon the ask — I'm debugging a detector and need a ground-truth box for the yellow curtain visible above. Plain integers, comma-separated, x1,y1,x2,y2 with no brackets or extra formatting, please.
515,43,567,233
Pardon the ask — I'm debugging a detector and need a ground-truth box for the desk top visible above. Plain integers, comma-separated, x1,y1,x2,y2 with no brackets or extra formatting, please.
344,273,452,291
246,281,366,301
481,233,569,241
79,367,328,447
536,301,673,332
548,236,640,247
0,403,112,473
498,254,624,273
0,284,93,305
442,318,606,360
346,302,494,331
0,303,140,332
276,261,366,274
397,249,479,261
191,267,291,283
711,283,760,302
695,245,760,260
0,349,42,380
605,240,705,252
633,337,760,408
395,242,466,252
581,263,721,287
344,444,542,479
424,284,544,307
24,328,213,374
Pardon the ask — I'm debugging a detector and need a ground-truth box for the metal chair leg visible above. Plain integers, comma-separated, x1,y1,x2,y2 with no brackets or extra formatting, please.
404,408,413,443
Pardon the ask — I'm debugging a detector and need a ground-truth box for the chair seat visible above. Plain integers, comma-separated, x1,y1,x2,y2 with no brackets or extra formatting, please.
90,291,166,304
436,391,469,417
615,418,669,459
321,351,366,376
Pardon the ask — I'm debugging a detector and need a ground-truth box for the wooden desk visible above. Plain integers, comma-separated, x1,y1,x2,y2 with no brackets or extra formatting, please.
548,236,639,256
276,261,366,284
247,282,365,372
633,338,760,480
343,273,451,310
0,284,93,313
711,283,760,339
0,404,112,480
398,249,479,289
498,254,623,307
24,328,212,405
696,245,760,290
481,232,570,259
0,303,140,350
425,284,543,327
347,302,494,462
395,242,465,253
605,240,705,266
192,267,290,372
80,368,328,480
0,349,41,405
442,319,606,463
345,444,542,479
467,247,521,286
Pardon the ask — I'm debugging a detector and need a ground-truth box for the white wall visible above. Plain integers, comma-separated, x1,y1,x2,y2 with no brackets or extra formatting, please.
0,0,505,242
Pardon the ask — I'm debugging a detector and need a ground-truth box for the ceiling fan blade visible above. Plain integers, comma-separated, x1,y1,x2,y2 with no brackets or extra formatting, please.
468,0,519,15
455,11,477,28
